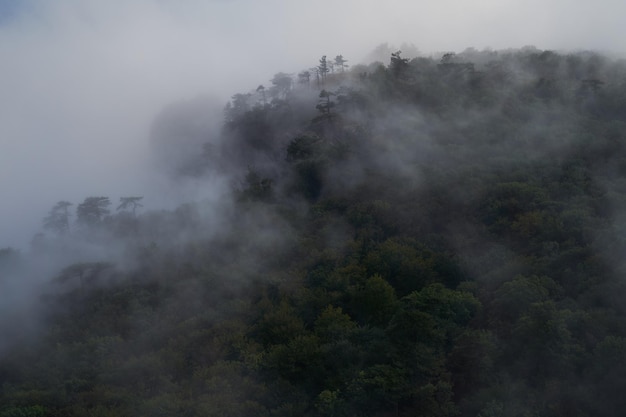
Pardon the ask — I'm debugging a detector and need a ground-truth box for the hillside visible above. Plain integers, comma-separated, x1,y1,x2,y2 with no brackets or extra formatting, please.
3,47,626,416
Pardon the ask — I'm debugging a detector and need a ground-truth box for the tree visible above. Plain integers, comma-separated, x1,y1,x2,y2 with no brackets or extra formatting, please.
256,84,267,105
286,134,321,162
239,168,273,202
316,89,335,117
76,197,111,227
43,201,72,235
224,93,251,123
314,305,357,342
352,275,397,326
579,78,604,96
318,56,330,85
297,70,311,87
310,66,321,89
389,50,409,79
117,197,143,216
54,261,113,290
0,406,47,417
269,72,293,100
334,55,348,72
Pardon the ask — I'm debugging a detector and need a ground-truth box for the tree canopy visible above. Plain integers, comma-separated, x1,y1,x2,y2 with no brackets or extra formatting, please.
4,46,626,417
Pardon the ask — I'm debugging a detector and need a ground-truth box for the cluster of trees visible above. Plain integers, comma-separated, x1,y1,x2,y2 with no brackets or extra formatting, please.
4,46,626,416
224,53,349,123
40,197,143,236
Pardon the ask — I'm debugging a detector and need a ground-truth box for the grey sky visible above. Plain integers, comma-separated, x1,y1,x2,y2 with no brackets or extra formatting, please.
1,0,625,249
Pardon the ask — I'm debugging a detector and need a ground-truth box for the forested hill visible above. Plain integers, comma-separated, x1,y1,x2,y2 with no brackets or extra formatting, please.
3,47,626,416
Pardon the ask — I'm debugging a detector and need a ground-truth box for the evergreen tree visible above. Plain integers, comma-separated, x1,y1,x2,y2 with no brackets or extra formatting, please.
256,84,267,105
318,55,329,85
76,197,110,227
297,70,311,87
334,54,348,72
117,197,143,216
43,201,72,235
389,50,409,79
316,89,335,117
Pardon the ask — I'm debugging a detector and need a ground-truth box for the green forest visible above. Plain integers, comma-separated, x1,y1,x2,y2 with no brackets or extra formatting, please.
3,46,626,416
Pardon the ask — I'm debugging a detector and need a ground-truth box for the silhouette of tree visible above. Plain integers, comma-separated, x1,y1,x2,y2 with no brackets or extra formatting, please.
269,73,293,100
43,201,72,235
117,197,143,216
316,89,335,117
310,66,321,89
318,56,329,85
224,93,251,123
389,50,409,79
76,197,110,227
298,70,311,87
256,85,267,105
334,55,348,72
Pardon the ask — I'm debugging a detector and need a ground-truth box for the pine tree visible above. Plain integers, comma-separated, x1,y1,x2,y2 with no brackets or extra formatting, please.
43,201,72,235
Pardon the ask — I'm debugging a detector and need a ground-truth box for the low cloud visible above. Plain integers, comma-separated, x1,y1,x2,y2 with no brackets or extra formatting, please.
2,0,626,248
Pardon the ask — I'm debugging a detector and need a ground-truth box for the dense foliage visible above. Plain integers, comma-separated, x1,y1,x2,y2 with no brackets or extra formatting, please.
3,46,626,416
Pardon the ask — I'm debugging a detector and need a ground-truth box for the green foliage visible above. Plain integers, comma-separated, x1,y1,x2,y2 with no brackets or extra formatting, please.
350,274,396,326
314,389,343,417
363,238,438,296
239,168,274,202
255,300,306,346
286,133,321,162
0,406,46,417
387,284,480,355
8,47,626,417
314,305,356,341
490,274,557,324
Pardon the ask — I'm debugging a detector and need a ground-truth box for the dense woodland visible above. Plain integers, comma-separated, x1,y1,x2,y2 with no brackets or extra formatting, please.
3,46,626,416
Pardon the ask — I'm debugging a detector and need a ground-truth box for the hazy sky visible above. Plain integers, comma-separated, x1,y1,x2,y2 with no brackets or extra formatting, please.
1,0,625,249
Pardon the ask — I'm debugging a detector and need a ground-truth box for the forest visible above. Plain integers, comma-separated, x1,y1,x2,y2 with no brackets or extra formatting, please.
3,46,626,416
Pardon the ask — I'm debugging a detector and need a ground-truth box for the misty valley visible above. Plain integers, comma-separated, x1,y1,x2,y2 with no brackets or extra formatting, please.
4,47,626,416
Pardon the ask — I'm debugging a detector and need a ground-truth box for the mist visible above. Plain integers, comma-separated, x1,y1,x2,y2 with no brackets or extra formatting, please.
4,1,626,414
2,0,626,249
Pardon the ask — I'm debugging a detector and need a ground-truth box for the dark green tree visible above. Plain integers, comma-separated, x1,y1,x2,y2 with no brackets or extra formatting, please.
239,168,273,202
0,405,47,417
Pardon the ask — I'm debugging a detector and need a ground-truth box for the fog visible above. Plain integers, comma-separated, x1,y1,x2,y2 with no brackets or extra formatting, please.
2,0,626,249
3,2,626,413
